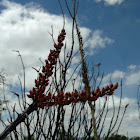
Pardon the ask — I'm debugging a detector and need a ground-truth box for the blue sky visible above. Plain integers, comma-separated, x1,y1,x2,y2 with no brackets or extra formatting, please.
0,0,140,138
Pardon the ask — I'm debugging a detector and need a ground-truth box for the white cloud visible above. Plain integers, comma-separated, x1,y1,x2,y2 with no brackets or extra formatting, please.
95,0,124,6
0,0,70,89
102,67,140,86
84,30,114,55
128,64,136,70
125,71,140,86
102,70,125,86
104,0,124,5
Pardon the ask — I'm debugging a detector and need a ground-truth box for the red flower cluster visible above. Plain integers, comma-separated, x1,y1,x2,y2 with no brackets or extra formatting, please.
28,80,118,109
27,29,66,106
43,82,118,108
27,28,119,109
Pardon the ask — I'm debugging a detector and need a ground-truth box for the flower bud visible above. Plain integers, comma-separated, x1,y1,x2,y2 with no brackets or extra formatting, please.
104,85,109,90
114,82,118,89
110,83,113,88
125,104,129,108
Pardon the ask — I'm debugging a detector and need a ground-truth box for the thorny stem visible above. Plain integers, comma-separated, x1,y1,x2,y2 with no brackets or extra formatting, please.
105,80,123,140
12,50,26,109
74,13,99,139
0,102,37,140
116,105,128,134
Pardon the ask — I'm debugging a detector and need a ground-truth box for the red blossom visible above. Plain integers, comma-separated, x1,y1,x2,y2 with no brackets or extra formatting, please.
28,28,119,108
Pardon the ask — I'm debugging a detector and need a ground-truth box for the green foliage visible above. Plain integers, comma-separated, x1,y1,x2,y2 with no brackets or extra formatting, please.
130,136,140,140
108,134,128,140
57,130,74,140
22,136,35,140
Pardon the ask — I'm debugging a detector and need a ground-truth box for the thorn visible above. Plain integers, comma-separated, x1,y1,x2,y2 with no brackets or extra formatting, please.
11,91,19,97
32,67,39,72
11,104,16,113
125,104,129,108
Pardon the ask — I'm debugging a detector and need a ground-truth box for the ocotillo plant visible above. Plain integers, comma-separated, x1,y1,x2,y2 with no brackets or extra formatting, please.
0,1,129,139
0,28,118,140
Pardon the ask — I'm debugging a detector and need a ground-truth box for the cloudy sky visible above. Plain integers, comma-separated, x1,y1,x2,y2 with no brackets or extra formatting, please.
0,0,140,138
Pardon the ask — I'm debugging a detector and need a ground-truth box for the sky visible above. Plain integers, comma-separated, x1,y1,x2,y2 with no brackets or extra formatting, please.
0,0,140,138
